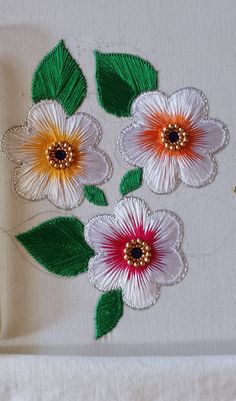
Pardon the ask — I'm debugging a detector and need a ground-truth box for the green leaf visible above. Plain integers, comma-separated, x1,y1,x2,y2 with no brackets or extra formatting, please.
95,290,124,339
120,168,143,196
32,40,87,115
95,51,158,117
84,185,108,206
16,216,94,277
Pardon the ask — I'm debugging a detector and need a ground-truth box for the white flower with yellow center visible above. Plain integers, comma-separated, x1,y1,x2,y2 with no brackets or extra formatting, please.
2,100,112,209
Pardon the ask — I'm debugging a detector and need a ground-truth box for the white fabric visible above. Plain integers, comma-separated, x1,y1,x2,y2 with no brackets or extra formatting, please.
0,355,236,401
0,0,236,398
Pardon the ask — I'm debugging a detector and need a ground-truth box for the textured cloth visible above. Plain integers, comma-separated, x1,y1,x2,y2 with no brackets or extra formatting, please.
0,355,236,401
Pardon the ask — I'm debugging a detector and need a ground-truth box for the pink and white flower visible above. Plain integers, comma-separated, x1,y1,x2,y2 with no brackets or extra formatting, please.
85,196,187,309
118,87,228,193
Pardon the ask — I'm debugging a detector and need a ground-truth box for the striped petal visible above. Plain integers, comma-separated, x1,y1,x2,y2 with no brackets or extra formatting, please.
168,88,208,124
178,153,216,187
119,124,155,166
149,248,186,286
143,152,180,193
27,100,66,139
65,113,102,149
114,197,150,238
13,164,84,209
122,272,160,309
131,91,168,127
193,118,228,154
79,149,112,185
85,214,119,252
2,126,37,164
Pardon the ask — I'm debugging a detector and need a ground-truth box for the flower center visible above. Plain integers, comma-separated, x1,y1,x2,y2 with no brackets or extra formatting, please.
123,238,152,267
161,123,189,151
46,141,75,169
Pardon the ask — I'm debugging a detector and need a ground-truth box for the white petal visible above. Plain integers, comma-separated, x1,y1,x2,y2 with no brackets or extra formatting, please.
65,113,102,149
149,248,186,286
114,197,150,238
13,165,84,209
85,214,119,252
122,273,160,309
88,254,128,292
169,87,208,124
27,100,66,137
193,118,228,154
119,124,155,166
178,153,216,187
131,91,168,127
148,210,183,249
79,149,112,185
143,153,180,193
46,172,84,210
13,165,49,201
89,254,160,309
2,126,37,163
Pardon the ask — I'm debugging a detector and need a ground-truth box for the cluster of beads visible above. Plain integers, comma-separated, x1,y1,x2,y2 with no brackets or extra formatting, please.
46,141,75,169
123,238,152,267
161,123,189,151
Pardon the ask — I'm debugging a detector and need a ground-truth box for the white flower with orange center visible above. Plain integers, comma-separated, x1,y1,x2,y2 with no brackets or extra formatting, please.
118,88,228,193
2,100,112,209
85,196,187,309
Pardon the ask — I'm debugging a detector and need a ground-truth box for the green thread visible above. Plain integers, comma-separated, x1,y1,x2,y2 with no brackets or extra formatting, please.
95,51,158,117
120,167,143,196
95,290,124,339
32,40,87,115
84,185,108,206
16,216,94,277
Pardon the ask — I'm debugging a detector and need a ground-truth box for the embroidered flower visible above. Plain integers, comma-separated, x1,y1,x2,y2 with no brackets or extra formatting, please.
2,100,112,209
85,196,187,309
118,88,228,193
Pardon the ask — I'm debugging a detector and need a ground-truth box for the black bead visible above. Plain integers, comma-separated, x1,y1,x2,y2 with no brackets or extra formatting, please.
131,247,143,259
169,131,179,143
55,149,67,160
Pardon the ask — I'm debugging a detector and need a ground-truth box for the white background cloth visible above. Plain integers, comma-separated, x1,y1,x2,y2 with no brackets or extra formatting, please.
0,355,236,401
0,0,236,399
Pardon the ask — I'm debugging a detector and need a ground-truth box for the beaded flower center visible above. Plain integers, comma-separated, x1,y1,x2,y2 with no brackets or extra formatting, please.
123,238,152,267
161,123,189,151
46,141,75,169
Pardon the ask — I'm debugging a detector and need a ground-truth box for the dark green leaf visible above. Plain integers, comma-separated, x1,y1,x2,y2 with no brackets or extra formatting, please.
16,216,94,277
32,40,87,115
120,168,143,196
95,51,158,116
84,185,108,206
95,290,124,339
